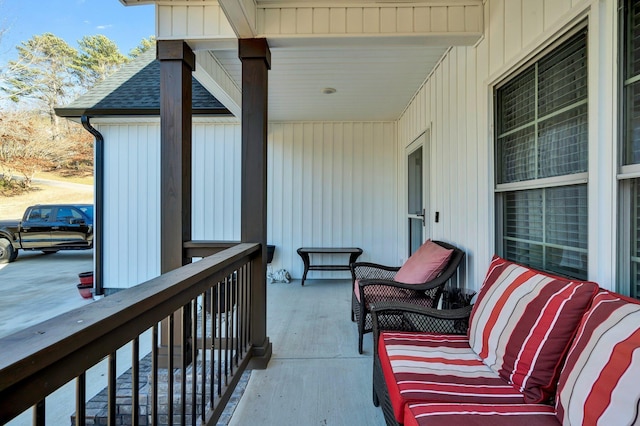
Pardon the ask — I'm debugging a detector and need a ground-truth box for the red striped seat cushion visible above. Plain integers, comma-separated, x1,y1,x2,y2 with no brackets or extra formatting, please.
555,291,640,425
468,256,598,403
404,403,558,426
378,331,525,424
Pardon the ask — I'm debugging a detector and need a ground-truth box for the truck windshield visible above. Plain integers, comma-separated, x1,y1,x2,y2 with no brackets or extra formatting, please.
78,206,94,220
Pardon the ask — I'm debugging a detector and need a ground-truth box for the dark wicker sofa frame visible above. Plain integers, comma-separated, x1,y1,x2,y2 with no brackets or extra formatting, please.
370,301,473,426
350,241,465,354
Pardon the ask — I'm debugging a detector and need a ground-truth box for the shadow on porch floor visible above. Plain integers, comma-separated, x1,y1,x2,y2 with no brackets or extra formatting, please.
227,278,385,425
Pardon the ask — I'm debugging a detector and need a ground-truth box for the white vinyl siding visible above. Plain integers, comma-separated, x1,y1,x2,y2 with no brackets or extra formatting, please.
99,121,242,290
98,120,399,288
267,121,399,279
157,4,235,40
99,124,161,290
398,0,619,291
192,123,242,241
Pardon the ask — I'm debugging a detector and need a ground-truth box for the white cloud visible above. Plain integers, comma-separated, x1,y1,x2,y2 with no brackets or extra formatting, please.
96,24,113,30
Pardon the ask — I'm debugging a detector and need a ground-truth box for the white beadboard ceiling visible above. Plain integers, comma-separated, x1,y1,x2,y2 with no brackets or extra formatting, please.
213,45,448,121
121,0,479,121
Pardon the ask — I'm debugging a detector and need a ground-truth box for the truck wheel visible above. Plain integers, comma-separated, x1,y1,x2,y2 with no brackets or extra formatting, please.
0,238,15,264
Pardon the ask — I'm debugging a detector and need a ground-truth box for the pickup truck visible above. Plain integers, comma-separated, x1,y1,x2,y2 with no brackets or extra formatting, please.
0,204,93,263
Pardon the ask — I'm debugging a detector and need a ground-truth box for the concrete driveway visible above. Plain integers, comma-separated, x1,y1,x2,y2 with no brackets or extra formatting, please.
0,249,152,426
0,249,94,339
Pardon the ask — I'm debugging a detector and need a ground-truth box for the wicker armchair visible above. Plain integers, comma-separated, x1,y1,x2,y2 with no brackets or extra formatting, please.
350,240,464,354
370,301,473,425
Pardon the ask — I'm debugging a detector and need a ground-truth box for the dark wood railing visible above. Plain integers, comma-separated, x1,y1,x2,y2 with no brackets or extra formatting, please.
0,243,260,426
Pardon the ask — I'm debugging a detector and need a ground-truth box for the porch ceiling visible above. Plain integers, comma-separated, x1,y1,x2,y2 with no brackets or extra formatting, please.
120,0,482,121
213,45,448,121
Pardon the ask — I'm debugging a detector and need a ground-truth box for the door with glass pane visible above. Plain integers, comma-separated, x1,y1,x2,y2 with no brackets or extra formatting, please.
407,134,428,256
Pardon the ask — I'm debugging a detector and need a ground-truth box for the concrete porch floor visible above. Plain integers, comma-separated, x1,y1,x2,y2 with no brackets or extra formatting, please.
228,278,385,425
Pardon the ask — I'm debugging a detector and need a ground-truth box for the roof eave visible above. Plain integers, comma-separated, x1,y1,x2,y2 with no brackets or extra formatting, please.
55,107,234,118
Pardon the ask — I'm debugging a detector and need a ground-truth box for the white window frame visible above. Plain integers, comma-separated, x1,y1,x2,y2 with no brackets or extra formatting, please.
619,0,640,297
617,178,634,296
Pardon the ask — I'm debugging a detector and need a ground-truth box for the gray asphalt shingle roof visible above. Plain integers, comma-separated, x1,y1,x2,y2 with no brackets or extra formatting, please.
56,49,231,117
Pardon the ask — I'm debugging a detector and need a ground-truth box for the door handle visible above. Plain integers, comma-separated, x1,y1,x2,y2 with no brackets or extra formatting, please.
51,226,60,230
416,209,425,226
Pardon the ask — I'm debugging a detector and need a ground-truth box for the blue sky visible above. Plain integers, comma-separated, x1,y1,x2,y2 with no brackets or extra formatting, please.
1,0,155,65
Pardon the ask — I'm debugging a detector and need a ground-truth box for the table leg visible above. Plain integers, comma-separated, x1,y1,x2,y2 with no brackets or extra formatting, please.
298,251,310,286
348,251,362,267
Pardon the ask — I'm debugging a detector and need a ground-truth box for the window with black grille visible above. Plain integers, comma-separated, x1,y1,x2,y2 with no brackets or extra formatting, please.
621,0,640,298
495,29,588,280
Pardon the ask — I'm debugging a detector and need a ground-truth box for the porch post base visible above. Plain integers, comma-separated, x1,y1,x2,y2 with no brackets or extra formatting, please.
248,337,272,369
156,345,192,369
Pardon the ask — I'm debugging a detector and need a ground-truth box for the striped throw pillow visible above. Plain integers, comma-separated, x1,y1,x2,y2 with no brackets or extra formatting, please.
468,256,598,403
555,291,640,425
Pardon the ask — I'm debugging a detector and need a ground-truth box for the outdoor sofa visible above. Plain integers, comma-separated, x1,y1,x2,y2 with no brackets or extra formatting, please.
371,255,640,426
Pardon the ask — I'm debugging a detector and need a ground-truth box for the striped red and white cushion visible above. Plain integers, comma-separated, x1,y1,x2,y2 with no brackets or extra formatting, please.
555,291,640,425
379,331,525,424
468,256,598,403
404,403,558,426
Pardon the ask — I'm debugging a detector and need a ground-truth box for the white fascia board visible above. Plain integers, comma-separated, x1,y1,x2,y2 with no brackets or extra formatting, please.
194,50,242,119
218,0,258,38
256,1,483,46
119,0,155,5
89,116,239,125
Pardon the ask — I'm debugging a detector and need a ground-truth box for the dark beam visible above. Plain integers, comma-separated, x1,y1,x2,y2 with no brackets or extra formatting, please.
157,40,195,368
158,40,194,272
239,38,272,368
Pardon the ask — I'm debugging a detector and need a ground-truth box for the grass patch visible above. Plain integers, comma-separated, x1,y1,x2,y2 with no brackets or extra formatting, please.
38,169,94,185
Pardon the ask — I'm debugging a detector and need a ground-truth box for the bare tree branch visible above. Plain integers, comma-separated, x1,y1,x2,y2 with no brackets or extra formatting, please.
0,111,92,186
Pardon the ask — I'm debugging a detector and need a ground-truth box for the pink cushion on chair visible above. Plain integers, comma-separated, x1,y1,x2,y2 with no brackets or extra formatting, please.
394,240,453,284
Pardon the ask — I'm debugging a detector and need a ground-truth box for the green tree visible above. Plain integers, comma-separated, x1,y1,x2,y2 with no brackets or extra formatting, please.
129,35,155,58
73,34,128,89
2,33,78,132
0,1,16,108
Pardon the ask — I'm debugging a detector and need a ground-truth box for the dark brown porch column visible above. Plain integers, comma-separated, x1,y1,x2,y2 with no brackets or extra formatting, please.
157,40,195,367
239,38,272,368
